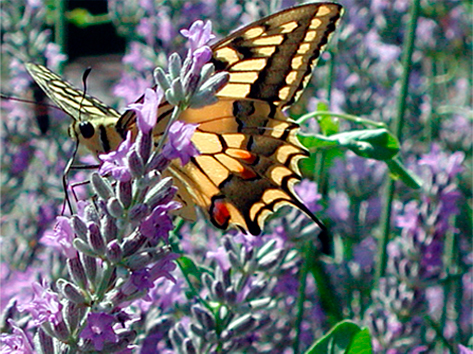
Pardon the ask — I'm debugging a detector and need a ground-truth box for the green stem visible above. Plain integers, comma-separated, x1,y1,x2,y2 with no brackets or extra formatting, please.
175,257,213,312
296,111,387,129
54,0,67,69
375,0,421,285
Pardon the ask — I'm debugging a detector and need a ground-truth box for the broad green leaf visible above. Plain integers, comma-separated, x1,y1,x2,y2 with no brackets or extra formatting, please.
386,158,423,189
347,328,372,354
299,129,399,161
304,320,372,354
331,129,399,160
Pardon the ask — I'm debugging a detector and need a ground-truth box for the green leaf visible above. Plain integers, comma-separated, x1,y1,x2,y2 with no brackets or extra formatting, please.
332,129,400,160
315,102,340,136
177,256,201,281
66,8,93,27
299,129,399,161
304,320,372,354
386,158,423,189
347,328,372,354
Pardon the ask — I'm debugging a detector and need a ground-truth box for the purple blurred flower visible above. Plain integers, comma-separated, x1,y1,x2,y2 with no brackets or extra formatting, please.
0,320,35,354
99,132,133,182
162,121,200,166
180,20,215,53
0,264,41,313
10,143,33,175
139,201,180,244
207,246,231,271
326,191,350,222
44,43,67,70
18,281,63,326
80,312,118,351
40,216,77,259
113,73,150,105
459,345,473,354
128,87,163,134
123,42,154,72
294,179,323,213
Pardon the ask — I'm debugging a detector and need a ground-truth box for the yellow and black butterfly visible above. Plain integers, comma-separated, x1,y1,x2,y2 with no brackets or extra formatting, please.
25,2,343,252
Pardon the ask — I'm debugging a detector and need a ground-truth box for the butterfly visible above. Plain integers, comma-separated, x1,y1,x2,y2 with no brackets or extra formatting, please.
25,2,343,253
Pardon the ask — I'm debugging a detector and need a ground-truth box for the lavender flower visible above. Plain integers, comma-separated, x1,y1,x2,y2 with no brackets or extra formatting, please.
0,320,35,354
18,281,63,326
80,312,119,351
99,132,134,182
128,87,163,134
161,121,200,165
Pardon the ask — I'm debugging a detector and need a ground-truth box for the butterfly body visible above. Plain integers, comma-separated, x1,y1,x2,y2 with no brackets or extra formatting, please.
25,2,343,246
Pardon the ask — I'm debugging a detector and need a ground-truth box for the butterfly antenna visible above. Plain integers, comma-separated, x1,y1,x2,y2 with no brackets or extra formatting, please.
78,67,93,122
61,67,93,215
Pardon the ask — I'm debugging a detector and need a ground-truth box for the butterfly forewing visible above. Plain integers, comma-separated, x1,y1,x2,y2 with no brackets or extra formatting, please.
211,2,343,107
26,63,125,154
25,63,121,122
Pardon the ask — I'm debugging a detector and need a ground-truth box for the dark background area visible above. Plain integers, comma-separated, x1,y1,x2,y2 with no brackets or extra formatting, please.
67,0,126,60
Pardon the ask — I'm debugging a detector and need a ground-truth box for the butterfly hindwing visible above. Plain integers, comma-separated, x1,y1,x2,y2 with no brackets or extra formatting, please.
174,98,313,234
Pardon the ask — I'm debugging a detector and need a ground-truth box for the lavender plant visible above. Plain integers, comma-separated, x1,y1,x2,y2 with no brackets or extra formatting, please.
1,0,471,353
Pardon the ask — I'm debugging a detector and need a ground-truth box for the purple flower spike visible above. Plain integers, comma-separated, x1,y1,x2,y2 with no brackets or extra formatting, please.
139,201,180,244
40,216,77,259
18,281,63,326
128,87,164,134
180,20,215,53
80,312,118,351
99,132,133,182
0,320,35,354
162,121,200,166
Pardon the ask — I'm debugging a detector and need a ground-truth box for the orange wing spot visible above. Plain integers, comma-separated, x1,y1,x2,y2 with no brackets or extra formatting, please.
210,198,231,229
227,148,257,164
239,166,257,180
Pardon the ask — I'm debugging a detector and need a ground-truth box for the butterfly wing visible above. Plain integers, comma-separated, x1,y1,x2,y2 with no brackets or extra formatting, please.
212,2,343,107
170,3,342,241
26,63,124,154
169,98,313,235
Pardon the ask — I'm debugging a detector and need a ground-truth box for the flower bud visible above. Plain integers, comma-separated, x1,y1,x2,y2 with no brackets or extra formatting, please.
87,222,105,255
107,197,124,219
67,257,88,289
117,180,132,209
211,280,225,301
38,328,55,354
59,280,86,304
154,67,171,91
128,149,145,178
128,203,149,223
91,172,113,200
224,286,237,305
106,240,123,263
183,338,196,354
72,215,88,241
136,130,152,164
168,52,183,80
227,314,255,334
191,305,215,331
102,215,118,243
